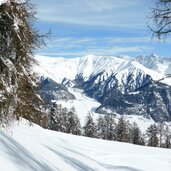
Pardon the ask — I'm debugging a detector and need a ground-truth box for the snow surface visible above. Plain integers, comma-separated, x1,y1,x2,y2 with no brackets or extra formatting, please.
1,119,171,171
0,0,7,5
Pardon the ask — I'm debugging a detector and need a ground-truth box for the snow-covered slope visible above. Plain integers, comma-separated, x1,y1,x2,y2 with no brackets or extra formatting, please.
1,120,171,171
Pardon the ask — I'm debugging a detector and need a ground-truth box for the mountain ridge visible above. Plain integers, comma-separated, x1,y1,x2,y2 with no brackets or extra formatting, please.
34,54,171,122
34,54,171,84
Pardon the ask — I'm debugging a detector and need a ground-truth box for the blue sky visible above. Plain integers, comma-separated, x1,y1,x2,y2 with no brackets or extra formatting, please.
32,0,171,58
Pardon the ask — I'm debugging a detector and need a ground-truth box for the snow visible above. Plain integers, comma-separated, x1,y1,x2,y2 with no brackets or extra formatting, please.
136,54,171,75
34,55,170,85
57,88,156,133
33,54,171,129
13,17,21,31
1,119,171,171
33,54,161,130
123,114,155,133
34,55,80,83
0,0,7,5
57,88,101,125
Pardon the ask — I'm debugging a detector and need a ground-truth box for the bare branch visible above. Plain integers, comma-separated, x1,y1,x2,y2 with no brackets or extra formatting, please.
149,0,171,39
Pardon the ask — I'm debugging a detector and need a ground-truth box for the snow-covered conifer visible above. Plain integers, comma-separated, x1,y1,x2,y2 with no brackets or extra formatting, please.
116,117,132,143
146,124,159,147
131,122,145,145
83,113,97,138
0,0,45,126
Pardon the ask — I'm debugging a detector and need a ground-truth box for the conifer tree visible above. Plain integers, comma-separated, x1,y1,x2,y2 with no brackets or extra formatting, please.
146,124,159,147
48,103,65,132
48,104,81,135
83,113,97,138
0,0,45,126
96,116,106,139
164,125,171,148
104,114,116,140
116,117,132,143
131,122,145,145
48,103,58,130
66,107,81,135
158,122,165,147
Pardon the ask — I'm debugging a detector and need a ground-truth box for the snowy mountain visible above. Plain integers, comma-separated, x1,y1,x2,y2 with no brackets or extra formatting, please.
135,54,171,75
34,54,171,122
35,54,167,84
1,119,171,171
38,77,75,104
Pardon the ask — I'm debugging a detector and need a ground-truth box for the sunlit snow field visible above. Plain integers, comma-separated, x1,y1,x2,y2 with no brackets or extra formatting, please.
0,120,171,171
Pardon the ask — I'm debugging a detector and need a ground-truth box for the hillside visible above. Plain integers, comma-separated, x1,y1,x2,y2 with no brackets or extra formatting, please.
1,119,171,171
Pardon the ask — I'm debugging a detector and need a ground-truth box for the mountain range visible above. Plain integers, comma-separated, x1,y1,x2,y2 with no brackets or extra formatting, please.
34,54,171,122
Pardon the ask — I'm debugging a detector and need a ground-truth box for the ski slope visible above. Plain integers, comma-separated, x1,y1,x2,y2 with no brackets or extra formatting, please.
1,119,171,171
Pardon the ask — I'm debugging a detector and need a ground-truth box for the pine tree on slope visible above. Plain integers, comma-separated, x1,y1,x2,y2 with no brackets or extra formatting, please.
146,124,159,147
116,117,132,143
96,116,106,139
164,125,171,148
83,113,97,138
66,107,81,135
131,122,145,145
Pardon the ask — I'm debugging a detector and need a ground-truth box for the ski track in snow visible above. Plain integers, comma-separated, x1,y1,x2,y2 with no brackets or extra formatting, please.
1,120,171,171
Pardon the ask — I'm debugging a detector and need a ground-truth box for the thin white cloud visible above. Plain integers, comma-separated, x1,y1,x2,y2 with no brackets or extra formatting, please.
37,36,153,57
37,45,153,57
33,0,151,29
43,36,155,49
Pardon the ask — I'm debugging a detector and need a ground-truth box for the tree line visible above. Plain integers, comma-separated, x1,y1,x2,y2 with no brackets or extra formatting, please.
49,103,171,149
